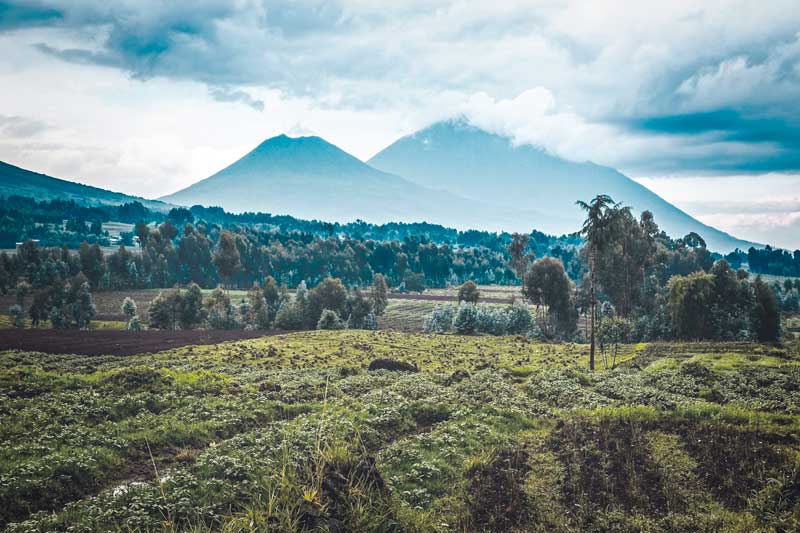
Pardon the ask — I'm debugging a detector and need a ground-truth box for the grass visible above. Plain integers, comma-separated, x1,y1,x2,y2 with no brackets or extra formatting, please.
2,331,800,531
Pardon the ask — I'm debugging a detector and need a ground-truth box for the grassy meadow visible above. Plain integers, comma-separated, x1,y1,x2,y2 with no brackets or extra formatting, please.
2,327,800,531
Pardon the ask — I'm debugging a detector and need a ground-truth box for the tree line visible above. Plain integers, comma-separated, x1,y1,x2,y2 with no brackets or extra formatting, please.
138,275,389,332
510,196,781,370
0,194,579,254
422,197,782,368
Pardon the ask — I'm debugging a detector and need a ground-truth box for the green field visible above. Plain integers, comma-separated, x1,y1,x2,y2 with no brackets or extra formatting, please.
1,286,519,331
2,331,800,531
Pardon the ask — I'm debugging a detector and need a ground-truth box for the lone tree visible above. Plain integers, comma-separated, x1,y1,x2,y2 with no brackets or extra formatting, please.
458,280,480,304
523,257,575,338
507,233,534,287
213,230,241,289
371,273,389,316
577,195,624,370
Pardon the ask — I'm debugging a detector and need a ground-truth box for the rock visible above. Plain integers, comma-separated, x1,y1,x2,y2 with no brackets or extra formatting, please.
445,369,470,385
368,358,418,372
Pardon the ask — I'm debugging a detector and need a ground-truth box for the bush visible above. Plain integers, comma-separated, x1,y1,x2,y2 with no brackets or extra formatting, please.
148,291,177,330
453,302,478,334
8,304,24,328
274,299,306,330
425,302,535,336
49,305,65,329
127,315,142,331
317,309,345,330
205,287,239,329
402,271,425,293
121,297,137,319
424,304,456,333
476,306,508,335
505,301,532,334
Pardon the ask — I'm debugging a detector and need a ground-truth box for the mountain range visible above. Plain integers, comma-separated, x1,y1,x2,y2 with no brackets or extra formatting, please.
159,134,565,232
1,120,757,252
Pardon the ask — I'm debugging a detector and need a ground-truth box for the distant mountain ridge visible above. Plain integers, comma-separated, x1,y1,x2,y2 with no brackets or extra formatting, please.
368,120,756,252
160,134,564,232
0,160,170,211
2,122,759,252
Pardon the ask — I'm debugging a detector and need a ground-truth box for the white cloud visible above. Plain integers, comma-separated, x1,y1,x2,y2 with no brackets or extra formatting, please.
635,174,800,248
2,0,800,239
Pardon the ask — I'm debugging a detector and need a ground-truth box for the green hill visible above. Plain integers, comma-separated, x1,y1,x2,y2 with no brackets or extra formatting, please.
0,160,170,211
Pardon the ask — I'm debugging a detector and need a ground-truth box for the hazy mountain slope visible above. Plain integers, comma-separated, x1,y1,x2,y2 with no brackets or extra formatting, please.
369,120,756,252
161,134,565,232
0,160,170,211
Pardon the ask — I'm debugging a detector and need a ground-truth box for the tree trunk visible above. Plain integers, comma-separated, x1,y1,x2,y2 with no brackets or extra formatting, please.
590,247,596,371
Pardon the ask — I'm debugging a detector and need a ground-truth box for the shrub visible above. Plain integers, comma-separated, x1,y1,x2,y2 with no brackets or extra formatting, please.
127,315,142,331
317,309,345,330
205,286,239,329
308,278,348,325
476,305,508,335
49,305,65,329
424,304,456,333
453,302,478,334
180,283,205,329
505,301,532,334
8,304,24,328
402,271,425,293
346,289,373,329
148,291,179,330
275,298,306,330
121,297,137,319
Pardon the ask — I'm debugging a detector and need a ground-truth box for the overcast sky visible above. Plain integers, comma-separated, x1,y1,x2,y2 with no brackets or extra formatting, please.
1,0,799,247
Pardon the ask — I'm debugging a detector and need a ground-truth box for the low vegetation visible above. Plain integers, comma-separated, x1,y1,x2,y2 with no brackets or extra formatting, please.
2,332,799,531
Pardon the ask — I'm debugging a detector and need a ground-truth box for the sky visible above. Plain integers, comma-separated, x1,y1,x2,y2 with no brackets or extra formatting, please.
1,0,799,247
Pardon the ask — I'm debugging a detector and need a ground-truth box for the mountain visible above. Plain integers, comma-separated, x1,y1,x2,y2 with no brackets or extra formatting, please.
0,160,170,211
161,134,563,231
369,120,756,252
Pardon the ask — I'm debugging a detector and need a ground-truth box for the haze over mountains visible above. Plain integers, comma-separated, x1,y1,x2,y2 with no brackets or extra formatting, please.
0,120,758,252
159,134,564,233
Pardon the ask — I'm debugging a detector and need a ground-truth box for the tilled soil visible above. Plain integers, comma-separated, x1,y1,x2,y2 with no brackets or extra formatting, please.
0,329,278,356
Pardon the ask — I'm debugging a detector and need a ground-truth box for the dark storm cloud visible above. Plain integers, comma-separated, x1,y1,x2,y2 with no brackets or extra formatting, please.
0,1,62,30
627,109,800,172
0,1,354,86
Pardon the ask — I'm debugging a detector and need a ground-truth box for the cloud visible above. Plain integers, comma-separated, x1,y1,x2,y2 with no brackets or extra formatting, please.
0,1,62,31
208,87,264,112
0,114,47,137
634,175,800,248
3,0,800,179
